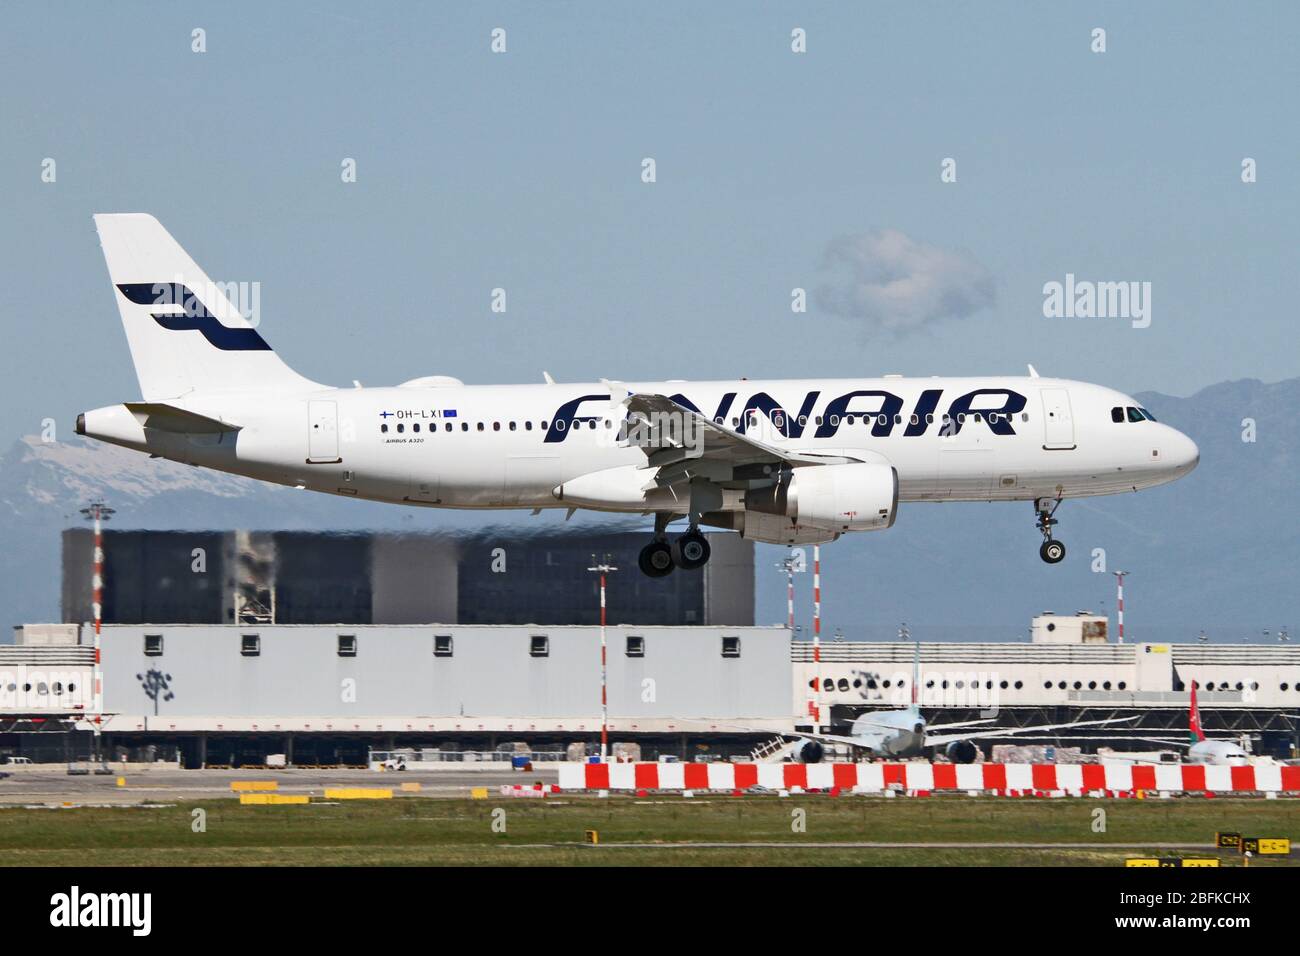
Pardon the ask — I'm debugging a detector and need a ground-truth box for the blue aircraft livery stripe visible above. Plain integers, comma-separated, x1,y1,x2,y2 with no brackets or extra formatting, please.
116,283,272,351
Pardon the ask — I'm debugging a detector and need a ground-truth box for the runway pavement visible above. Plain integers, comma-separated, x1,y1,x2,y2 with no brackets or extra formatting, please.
0,764,560,804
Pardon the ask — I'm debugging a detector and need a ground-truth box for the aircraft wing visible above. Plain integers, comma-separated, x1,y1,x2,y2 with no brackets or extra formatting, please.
924,715,1138,748
619,390,860,478
782,730,875,749
924,717,1000,732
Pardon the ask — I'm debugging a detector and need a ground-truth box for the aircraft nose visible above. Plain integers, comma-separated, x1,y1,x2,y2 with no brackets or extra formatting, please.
1166,427,1199,475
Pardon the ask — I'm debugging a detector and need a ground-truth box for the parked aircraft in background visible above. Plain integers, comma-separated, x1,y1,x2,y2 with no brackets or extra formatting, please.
770,645,1137,763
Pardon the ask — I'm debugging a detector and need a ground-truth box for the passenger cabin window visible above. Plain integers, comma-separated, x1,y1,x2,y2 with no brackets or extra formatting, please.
625,635,645,657
434,634,453,657
381,423,389,433
144,634,164,657
337,634,357,657
529,635,550,658
241,634,261,657
721,635,741,658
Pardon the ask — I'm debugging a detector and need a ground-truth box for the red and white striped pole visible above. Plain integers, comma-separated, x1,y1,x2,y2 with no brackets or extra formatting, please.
1113,570,1128,644
81,501,114,758
786,566,795,632
812,545,821,641
812,545,822,728
588,556,617,761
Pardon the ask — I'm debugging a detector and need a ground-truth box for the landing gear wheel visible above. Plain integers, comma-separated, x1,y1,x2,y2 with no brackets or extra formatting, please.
671,530,711,571
1039,539,1066,564
638,540,674,577
1034,497,1065,565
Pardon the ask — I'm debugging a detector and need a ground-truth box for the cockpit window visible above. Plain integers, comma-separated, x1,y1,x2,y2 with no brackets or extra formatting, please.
1138,407,1156,422
1126,406,1145,423
1111,406,1124,423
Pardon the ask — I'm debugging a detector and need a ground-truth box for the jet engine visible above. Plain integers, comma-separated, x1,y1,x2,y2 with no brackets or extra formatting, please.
790,739,825,763
945,740,980,764
745,463,898,533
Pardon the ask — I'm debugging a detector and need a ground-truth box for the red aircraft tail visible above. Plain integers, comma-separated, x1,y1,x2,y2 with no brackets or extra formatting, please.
1188,681,1206,743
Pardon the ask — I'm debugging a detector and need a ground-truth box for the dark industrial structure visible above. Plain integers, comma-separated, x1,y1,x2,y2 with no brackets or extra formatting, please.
61,529,755,628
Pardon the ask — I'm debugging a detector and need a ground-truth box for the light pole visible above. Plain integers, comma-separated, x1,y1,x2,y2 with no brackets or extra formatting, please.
587,555,617,761
812,545,822,729
775,549,804,632
80,501,114,762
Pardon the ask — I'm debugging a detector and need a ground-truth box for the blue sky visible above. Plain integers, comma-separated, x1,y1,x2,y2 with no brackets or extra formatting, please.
2,1,1297,445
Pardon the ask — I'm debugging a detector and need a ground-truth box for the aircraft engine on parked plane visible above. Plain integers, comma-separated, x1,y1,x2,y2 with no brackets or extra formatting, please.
945,740,980,764
790,739,825,763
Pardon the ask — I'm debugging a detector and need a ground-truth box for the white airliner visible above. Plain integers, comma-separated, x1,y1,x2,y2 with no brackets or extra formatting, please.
1101,681,1252,766
771,645,1137,763
78,214,1199,576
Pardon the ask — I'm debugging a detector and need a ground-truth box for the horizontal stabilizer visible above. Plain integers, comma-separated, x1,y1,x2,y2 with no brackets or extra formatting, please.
124,402,241,434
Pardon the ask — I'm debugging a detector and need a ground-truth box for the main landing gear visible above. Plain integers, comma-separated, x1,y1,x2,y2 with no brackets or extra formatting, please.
1035,496,1066,564
638,516,712,577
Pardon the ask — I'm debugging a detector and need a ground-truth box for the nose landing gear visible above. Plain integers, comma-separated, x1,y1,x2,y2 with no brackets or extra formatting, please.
1035,497,1066,564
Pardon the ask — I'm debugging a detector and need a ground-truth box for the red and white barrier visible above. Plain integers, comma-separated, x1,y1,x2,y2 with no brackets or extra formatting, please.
557,761,1300,795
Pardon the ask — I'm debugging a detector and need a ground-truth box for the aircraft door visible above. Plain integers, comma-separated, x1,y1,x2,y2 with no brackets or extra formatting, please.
307,400,341,462
1040,389,1076,450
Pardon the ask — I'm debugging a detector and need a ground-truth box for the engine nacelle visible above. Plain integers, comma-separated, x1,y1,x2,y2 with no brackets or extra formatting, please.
945,740,980,764
745,463,898,533
790,739,825,763
736,511,840,546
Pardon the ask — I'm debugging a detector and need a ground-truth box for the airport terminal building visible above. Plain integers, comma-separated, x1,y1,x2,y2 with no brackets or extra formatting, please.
5,612,1300,766
2,528,1296,765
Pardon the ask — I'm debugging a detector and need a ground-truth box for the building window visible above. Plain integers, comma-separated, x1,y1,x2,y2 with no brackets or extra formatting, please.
721,635,741,658
144,634,164,657
434,634,454,657
337,634,357,657
625,635,645,657
241,634,261,657
530,635,549,658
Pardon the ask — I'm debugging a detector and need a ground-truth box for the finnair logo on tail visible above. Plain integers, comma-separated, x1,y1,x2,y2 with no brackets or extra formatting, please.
117,282,270,351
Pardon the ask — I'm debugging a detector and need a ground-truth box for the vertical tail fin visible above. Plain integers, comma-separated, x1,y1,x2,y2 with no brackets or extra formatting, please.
93,214,322,400
1188,681,1205,743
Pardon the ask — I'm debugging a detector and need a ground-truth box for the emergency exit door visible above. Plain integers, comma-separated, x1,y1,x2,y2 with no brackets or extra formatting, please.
307,400,341,463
